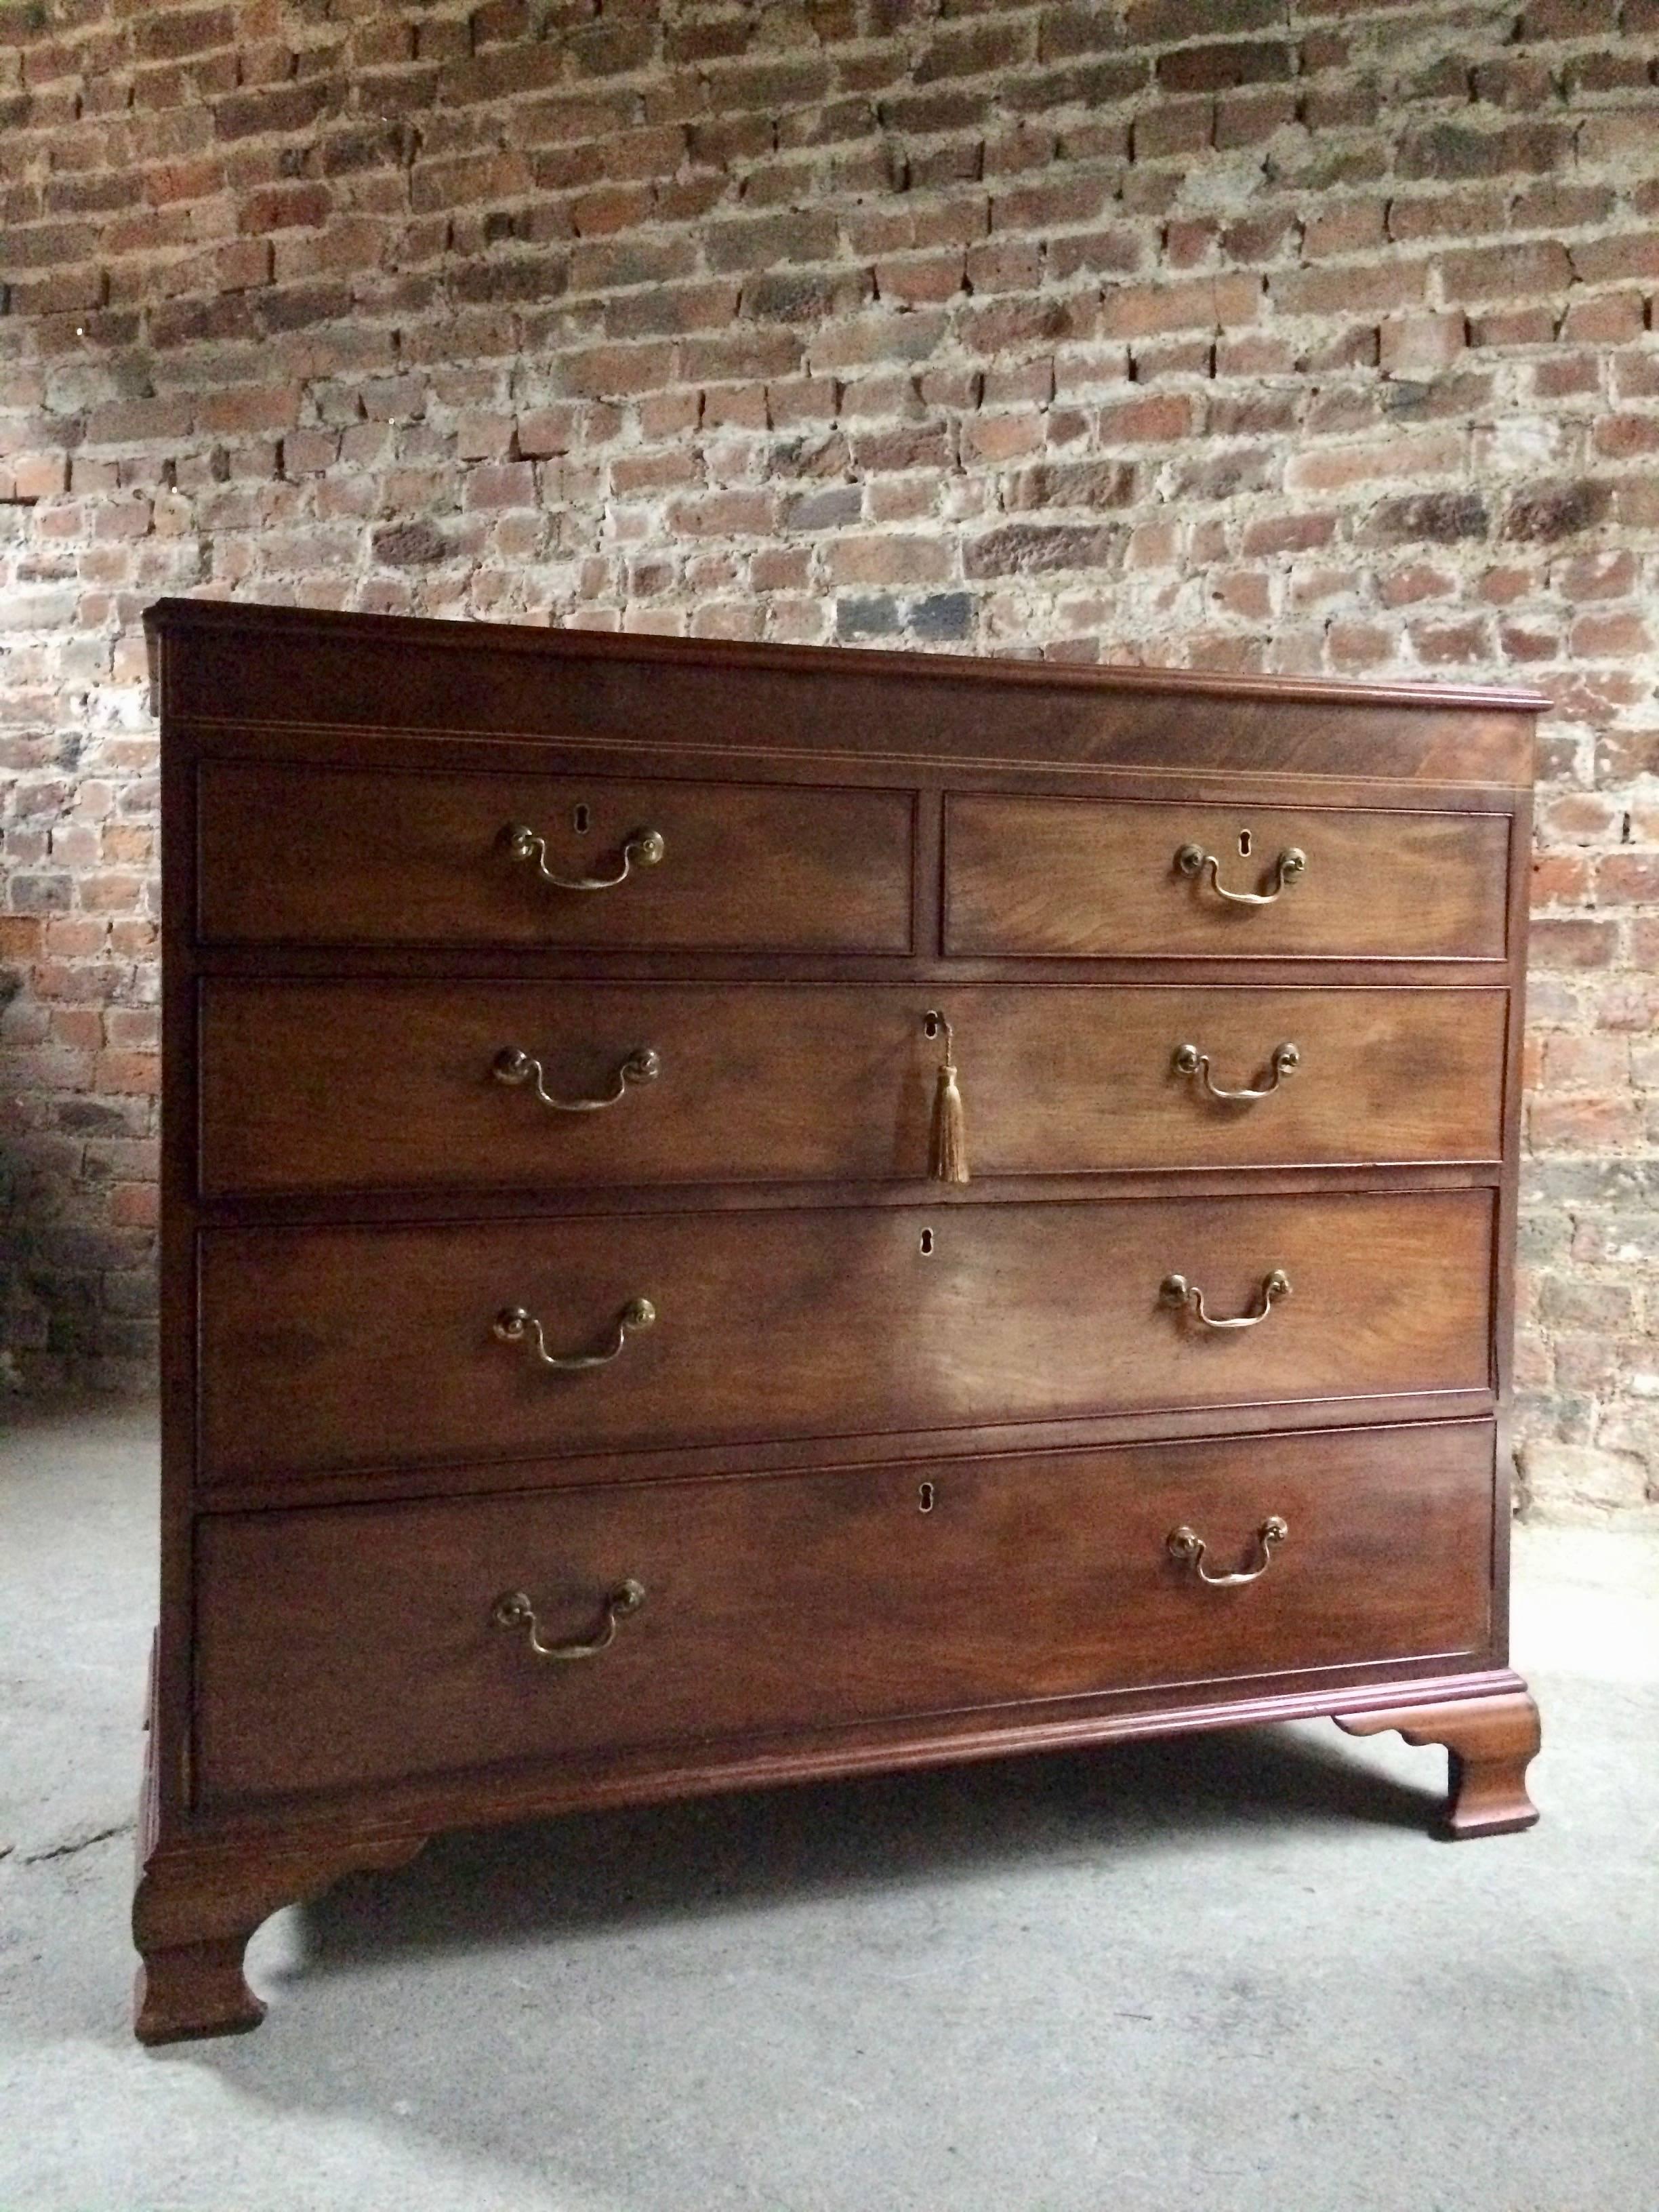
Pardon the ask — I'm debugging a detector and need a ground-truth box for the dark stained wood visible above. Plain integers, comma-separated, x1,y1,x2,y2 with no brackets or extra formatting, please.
945,795,1512,960
150,596,1543,790
199,981,1507,1195
194,1421,1496,1807
140,600,1541,2040
134,1835,427,2044
1336,1690,1540,1838
197,760,915,952
197,1191,1495,1481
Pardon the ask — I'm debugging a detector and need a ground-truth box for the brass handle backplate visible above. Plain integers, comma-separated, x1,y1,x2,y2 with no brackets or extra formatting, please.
507,823,665,891
1176,842,1306,906
493,1044,662,1112
491,1578,645,1660
1167,1516,1289,1587
1173,1040,1300,1104
1160,1268,1291,1330
493,1298,655,1370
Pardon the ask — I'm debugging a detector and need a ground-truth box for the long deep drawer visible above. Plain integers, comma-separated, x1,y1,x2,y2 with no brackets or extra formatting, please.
193,1420,1497,1805
196,760,914,951
945,796,1511,959
197,1191,1494,1481
198,981,1508,1194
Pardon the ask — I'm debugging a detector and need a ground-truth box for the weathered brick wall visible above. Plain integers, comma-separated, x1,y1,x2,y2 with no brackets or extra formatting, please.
2,0,1656,1517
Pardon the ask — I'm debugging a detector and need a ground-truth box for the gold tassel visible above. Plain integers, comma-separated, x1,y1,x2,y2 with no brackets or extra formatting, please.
928,1012,968,1184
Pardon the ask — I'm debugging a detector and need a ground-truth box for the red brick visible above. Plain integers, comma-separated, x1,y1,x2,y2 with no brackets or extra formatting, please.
1519,0,1618,34
197,385,300,434
1156,40,1293,93
1300,200,1388,261
136,7,233,60
1130,99,1212,161
825,535,952,586
1593,413,1659,459
3,452,68,499
1284,429,1462,493
1097,391,1195,442
1441,239,1576,304
1568,231,1659,285
0,0,1649,1453
1099,272,1259,338
1531,1094,1645,1150
963,413,1046,462
557,344,676,398
1213,85,1297,148
1595,849,1659,905
1270,258,1427,318
1531,920,1619,970
1468,304,1558,348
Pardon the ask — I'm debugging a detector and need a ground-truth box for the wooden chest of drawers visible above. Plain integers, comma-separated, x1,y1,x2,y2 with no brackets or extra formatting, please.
134,600,1544,2043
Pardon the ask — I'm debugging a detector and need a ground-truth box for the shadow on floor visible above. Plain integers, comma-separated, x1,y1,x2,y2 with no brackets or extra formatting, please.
298,1723,1437,1975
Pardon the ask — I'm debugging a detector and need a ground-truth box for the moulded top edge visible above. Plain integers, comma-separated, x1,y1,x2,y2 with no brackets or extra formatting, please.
143,596,1552,718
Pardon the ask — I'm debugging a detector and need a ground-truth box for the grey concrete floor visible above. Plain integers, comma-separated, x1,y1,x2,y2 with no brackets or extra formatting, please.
1,1401,1656,2212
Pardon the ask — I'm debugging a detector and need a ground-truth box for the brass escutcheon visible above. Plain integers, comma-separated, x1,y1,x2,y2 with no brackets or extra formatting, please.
1160,1268,1291,1330
506,822,665,891
1166,1515,1289,1587
493,1298,656,1370
1175,842,1307,906
1172,1040,1300,1104
491,1578,646,1660
493,1044,662,1111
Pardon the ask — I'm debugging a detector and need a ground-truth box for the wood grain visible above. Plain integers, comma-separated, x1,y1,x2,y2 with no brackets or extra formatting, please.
152,594,1544,791
198,981,1507,1195
197,1190,1496,1481
142,602,1541,2041
197,760,914,951
194,1420,1496,1806
945,794,1511,959
1336,1689,1540,1837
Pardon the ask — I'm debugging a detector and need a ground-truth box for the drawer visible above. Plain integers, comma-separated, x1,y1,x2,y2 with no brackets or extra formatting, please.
198,1191,1494,1481
194,1420,1497,1805
196,760,914,951
945,796,1511,959
199,982,1506,1195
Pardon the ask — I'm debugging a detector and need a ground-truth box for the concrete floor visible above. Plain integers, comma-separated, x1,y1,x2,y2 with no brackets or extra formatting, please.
1,1403,1655,2212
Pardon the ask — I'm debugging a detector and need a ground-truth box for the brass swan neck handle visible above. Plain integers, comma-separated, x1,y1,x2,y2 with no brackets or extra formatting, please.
493,1299,655,1370
1167,1517,1288,1587
1160,1269,1291,1330
1173,1040,1300,1104
493,1044,661,1112
491,1580,645,1660
1176,842,1306,906
506,823,665,891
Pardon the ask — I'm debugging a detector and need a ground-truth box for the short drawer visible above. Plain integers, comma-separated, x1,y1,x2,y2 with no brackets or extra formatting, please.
193,1420,1496,1805
197,981,1506,1194
196,760,914,951
945,795,1511,960
197,1190,1494,1482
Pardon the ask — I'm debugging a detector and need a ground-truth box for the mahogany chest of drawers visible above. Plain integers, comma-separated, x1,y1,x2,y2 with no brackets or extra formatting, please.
134,598,1544,2043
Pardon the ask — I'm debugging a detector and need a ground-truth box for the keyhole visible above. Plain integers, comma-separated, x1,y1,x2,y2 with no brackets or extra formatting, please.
573,803,590,834
919,1227,935,1255
924,1011,941,1039
1237,829,1252,857
918,1481,935,1513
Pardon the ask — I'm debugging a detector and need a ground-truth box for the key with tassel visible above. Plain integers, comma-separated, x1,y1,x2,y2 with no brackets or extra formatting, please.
925,1010,968,1184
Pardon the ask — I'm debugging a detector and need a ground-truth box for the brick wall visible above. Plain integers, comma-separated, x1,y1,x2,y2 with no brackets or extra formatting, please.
2,0,1657,1519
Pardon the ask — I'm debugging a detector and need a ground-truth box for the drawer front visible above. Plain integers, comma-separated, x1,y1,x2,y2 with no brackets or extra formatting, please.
945,796,1511,959
194,1420,1496,1805
198,1191,1494,1481
196,760,914,951
199,982,1507,1195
